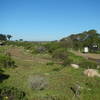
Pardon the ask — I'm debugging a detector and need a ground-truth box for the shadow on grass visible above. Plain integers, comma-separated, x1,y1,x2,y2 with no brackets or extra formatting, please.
0,69,10,83
0,69,4,73
0,96,3,100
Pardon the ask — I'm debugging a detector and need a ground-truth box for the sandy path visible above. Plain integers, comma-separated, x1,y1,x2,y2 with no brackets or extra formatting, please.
71,50,100,63
6,47,50,64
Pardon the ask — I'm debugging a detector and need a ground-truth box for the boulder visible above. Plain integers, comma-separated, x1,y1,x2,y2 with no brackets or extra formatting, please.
97,65,100,69
84,69,100,77
71,64,79,69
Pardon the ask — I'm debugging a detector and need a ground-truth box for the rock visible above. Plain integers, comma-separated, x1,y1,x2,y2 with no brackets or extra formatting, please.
97,65,100,69
84,69,100,77
71,64,79,69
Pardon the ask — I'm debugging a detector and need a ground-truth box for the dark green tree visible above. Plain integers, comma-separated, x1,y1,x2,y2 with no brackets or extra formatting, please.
7,34,12,40
0,34,7,41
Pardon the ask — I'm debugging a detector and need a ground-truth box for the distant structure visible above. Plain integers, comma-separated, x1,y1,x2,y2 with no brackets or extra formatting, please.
83,44,100,53
91,44,99,52
84,47,89,53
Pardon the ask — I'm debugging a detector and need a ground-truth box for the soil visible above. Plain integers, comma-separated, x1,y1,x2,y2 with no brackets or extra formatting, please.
71,51,100,63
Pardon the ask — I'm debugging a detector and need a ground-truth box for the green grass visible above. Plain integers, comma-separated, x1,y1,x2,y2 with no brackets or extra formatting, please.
1,46,100,100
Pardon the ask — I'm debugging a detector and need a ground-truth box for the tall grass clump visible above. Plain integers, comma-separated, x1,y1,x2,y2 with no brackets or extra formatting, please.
0,53,15,68
0,86,27,100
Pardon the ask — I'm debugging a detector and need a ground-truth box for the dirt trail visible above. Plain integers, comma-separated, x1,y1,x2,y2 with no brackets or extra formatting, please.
71,50,100,63
7,47,100,64
7,47,33,60
7,47,50,64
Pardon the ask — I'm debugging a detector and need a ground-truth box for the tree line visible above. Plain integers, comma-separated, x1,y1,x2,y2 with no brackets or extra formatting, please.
0,34,12,41
60,29,100,51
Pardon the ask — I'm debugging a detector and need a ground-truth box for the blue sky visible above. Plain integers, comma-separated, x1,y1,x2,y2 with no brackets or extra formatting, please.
0,0,100,41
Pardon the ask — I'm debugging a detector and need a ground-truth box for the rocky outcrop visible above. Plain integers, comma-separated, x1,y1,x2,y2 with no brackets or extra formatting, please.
84,69,100,77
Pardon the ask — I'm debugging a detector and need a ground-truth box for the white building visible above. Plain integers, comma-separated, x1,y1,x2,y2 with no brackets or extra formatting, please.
84,47,89,53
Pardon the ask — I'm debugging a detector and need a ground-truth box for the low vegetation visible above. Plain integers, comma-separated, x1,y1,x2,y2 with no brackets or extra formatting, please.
0,86,27,100
0,53,15,68
0,30,100,100
28,75,48,90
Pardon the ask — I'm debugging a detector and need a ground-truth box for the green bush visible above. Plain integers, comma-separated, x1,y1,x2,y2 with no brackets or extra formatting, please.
0,53,15,68
44,42,61,53
52,48,72,66
7,41,37,50
0,86,27,100
33,46,47,54
52,48,68,60
46,62,54,65
63,58,72,66
52,68,60,71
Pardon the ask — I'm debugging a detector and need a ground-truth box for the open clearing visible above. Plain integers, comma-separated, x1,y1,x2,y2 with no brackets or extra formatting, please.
1,47,100,100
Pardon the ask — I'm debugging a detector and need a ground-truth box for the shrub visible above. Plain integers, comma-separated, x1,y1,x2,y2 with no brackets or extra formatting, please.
63,58,72,66
46,62,54,65
0,86,27,100
52,48,68,60
52,68,60,71
44,42,61,53
28,75,48,90
52,48,72,66
0,53,15,68
34,46,46,54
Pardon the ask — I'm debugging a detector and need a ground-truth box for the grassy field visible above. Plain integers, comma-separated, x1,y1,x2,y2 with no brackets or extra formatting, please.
1,46,100,100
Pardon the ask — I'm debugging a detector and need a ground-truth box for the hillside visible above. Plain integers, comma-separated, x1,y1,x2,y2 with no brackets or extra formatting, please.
0,45,100,100
0,30,100,100
60,30,100,52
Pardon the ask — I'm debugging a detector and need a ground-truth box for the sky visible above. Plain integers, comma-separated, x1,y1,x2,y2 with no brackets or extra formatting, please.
0,0,100,41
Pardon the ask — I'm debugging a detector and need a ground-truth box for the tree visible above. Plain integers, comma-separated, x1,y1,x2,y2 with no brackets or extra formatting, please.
60,29,100,51
19,39,23,41
0,34,7,41
87,29,97,35
7,34,12,40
